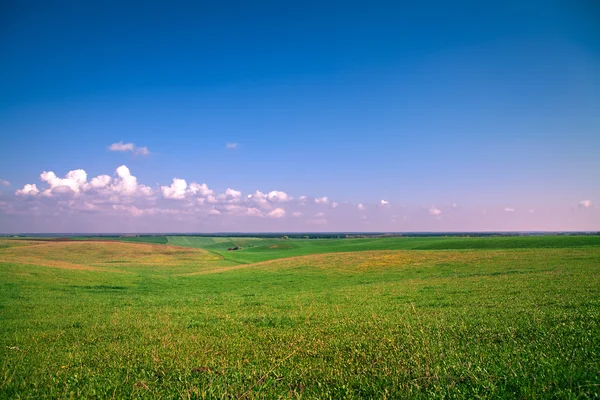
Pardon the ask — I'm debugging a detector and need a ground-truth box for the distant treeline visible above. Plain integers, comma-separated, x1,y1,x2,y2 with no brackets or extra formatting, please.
3,231,600,240
181,232,600,239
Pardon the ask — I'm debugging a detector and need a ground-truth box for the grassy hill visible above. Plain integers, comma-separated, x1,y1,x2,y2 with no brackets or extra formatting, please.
166,235,282,252
1,237,599,398
167,235,600,263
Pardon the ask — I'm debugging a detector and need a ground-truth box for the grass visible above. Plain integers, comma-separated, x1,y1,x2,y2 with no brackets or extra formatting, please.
168,235,600,263
0,236,599,398
120,236,169,245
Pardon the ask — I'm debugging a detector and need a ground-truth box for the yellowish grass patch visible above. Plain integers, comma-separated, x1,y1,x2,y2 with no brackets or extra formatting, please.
0,241,219,270
179,248,592,276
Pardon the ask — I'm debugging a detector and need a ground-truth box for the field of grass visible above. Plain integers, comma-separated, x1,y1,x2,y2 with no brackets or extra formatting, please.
167,236,283,253
119,236,169,245
1,236,599,398
168,235,600,264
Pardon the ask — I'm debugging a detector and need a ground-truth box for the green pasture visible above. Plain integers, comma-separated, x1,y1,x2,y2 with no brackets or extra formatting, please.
167,234,600,263
0,236,599,398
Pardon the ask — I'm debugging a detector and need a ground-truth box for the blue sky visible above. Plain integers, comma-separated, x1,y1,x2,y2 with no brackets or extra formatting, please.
0,0,598,232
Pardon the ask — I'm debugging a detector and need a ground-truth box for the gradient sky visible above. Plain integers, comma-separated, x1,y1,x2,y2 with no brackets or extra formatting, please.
0,0,598,233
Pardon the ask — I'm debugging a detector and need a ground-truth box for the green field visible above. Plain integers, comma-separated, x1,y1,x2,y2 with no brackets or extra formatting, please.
167,235,600,263
1,236,599,398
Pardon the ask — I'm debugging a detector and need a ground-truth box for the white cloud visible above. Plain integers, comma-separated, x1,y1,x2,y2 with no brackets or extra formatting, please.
189,183,213,197
108,142,151,156
226,188,242,198
380,200,389,206
10,164,407,225
136,146,151,156
226,142,239,149
112,165,153,196
16,184,40,196
247,191,270,208
246,207,263,217
87,175,112,190
429,206,442,216
220,188,242,201
451,202,458,208
579,200,592,208
109,142,135,152
357,203,365,210
314,196,329,204
267,190,291,202
504,207,515,212
15,165,152,199
162,178,188,200
40,169,87,195
205,195,218,204
0,179,10,187
160,178,219,201
246,189,292,208
268,208,286,218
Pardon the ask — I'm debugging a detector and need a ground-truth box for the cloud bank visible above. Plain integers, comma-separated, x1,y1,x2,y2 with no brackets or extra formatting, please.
2,165,598,233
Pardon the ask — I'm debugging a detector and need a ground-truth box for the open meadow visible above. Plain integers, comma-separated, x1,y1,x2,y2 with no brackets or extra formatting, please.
1,236,599,398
